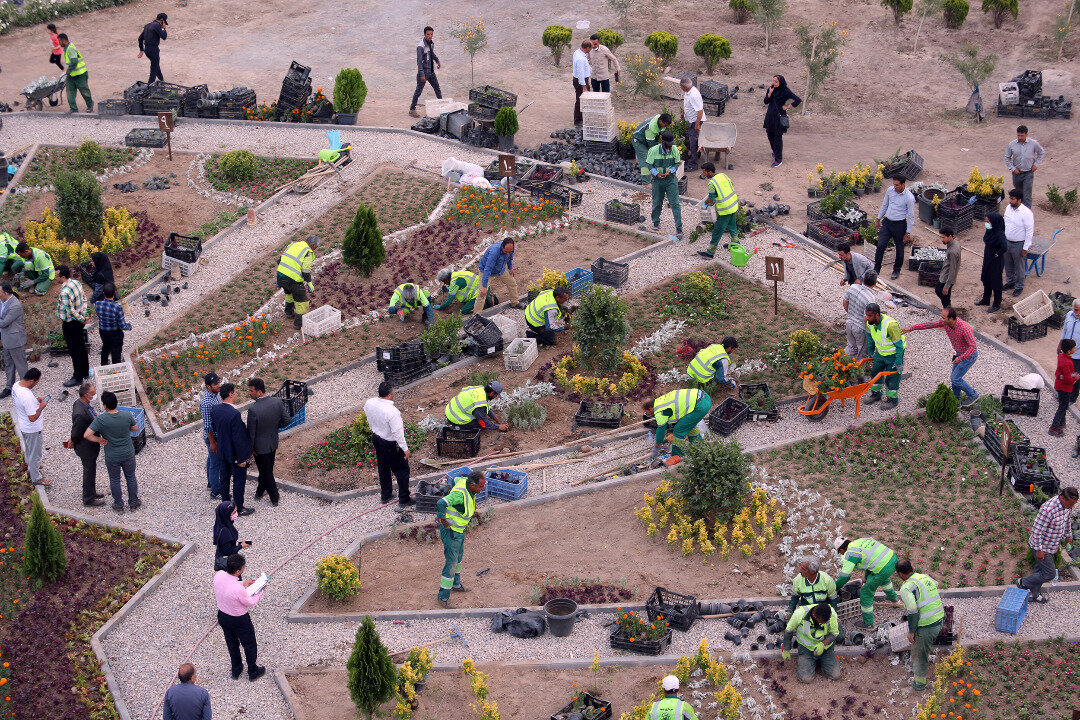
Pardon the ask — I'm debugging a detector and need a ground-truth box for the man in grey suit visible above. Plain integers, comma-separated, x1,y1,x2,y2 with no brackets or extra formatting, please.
69,382,106,506
0,283,28,399
246,377,291,506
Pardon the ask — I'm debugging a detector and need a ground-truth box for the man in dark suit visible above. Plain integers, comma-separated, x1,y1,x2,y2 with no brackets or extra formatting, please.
162,663,211,720
210,383,254,516
245,377,291,507
0,283,28,398
69,381,105,506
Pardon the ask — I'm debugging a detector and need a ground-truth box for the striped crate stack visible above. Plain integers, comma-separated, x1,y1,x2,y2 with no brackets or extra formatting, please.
580,91,616,142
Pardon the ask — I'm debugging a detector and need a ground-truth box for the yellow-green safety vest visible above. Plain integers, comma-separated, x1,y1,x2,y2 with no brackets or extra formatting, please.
709,174,738,215
445,386,488,425
843,538,894,575
277,241,314,283
441,477,476,533
447,270,480,303
524,289,561,329
27,247,55,278
901,573,945,627
390,283,428,309
650,697,697,720
65,43,87,76
653,389,701,427
866,314,905,356
632,114,663,145
687,344,729,382
0,234,18,257
790,604,838,652
792,571,837,607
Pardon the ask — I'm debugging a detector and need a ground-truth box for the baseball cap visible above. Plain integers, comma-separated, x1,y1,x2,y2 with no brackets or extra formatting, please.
662,675,679,691
488,380,503,394
204,372,221,386
157,12,168,24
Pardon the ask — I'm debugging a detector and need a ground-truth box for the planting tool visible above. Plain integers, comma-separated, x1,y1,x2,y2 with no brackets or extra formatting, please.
772,240,796,248
389,622,467,662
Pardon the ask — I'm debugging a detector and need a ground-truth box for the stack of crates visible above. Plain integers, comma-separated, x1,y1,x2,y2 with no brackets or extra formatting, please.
580,91,616,145
277,61,312,116
94,361,136,408
995,586,1028,634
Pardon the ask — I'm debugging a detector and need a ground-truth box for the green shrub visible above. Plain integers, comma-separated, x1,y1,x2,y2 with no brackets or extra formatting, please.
341,202,384,275
944,0,969,27
333,68,368,113
494,106,519,137
507,399,547,430
315,554,362,600
982,0,1017,27
541,24,573,66
74,140,105,170
693,34,732,75
926,383,959,422
730,0,756,23
673,437,751,524
644,31,679,62
349,412,373,449
788,330,827,368
347,615,397,720
1046,185,1079,214
24,492,67,582
467,368,500,387
573,284,630,374
54,169,103,239
882,0,914,23
420,314,464,358
595,28,625,51
218,150,258,183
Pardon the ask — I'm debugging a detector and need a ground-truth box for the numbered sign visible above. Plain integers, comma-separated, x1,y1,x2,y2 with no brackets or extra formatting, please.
157,111,174,133
764,256,785,282
498,153,516,178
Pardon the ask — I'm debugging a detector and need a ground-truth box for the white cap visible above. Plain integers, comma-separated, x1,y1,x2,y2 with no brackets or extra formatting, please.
833,537,847,551
662,675,680,691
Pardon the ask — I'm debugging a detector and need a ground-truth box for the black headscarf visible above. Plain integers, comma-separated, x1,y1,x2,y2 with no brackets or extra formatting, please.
774,74,788,89
91,252,114,285
213,501,238,549
982,212,1007,256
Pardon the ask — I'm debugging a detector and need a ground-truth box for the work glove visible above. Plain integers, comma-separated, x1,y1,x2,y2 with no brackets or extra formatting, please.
781,649,791,661
306,282,314,292
813,643,824,657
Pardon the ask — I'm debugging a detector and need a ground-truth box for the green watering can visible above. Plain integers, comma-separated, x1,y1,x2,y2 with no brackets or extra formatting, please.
729,243,753,267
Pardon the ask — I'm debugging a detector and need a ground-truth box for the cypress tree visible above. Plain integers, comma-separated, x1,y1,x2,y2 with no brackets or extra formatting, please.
23,492,67,582
341,203,385,276
346,614,397,720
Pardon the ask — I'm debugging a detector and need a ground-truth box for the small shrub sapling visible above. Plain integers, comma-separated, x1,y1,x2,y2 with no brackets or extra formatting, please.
341,203,385,276
982,0,1018,28
542,25,573,66
693,34,733,75
926,383,959,423
347,615,397,720
644,31,679,63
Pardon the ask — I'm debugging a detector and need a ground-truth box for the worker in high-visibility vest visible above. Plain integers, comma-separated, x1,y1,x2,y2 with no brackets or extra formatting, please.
834,536,898,628
524,285,570,347
895,559,945,691
648,676,698,720
645,132,683,240
13,243,55,295
434,268,490,315
647,388,711,461
444,381,507,432
697,162,740,259
686,337,738,388
58,34,93,113
781,603,842,683
277,235,319,330
388,282,433,324
436,469,486,608
0,234,20,274
789,556,844,643
864,302,905,408
631,112,672,184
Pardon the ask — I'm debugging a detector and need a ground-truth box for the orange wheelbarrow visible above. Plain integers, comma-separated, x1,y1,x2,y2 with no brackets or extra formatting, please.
798,358,898,421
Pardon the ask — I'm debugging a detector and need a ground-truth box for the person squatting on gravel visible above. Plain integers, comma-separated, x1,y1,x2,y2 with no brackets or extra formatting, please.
409,26,441,118
436,470,486,607
214,553,266,681
1016,487,1078,604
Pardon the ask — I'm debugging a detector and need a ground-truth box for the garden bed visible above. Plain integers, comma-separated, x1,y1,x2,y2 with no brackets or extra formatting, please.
966,638,1080,718
203,152,316,201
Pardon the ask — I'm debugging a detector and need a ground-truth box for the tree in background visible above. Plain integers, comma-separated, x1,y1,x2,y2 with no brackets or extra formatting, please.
24,492,67,582
795,22,847,110
730,0,757,24
341,203,384,276
607,0,641,30
982,0,1018,28
755,0,787,51
541,25,573,66
449,17,488,87
939,43,997,91
944,0,970,27
693,34,733,75
346,615,396,720
595,29,625,52
912,0,945,52
882,0,914,24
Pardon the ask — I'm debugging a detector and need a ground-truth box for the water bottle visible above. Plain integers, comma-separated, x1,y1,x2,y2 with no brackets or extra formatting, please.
1052,569,1059,587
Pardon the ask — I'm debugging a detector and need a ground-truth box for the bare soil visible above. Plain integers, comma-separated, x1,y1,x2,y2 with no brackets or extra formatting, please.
302,473,789,613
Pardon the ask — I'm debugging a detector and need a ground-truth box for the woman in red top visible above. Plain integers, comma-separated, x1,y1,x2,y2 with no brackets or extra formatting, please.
47,24,64,71
1051,338,1079,435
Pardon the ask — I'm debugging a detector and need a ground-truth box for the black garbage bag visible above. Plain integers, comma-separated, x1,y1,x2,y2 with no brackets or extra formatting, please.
490,608,547,638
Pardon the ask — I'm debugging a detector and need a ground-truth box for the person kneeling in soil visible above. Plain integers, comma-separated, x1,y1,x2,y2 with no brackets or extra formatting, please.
894,559,945,691
444,381,508,432
524,284,570,347
13,242,55,296
788,556,843,643
686,337,738,390
434,268,493,315
649,676,698,720
863,303,905,409
834,536,898,628
781,603,842,683
387,282,433,325
646,388,711,463
436,469,486,608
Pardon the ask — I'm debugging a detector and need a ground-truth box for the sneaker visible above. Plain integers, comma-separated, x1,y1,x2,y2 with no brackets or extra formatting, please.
83,497,106,507
451,583,468,592
771,160,782,167
988,305,1001,313
652,225,661,233
248,665,266,681
1015,578,1028,593
1002,282,1015,290
882,397,899,408
1034,593,1050,604
0,389,10,399
511,302,525,310
380,496,394,505
697,250,715,259
128,500,142,511
67,108,78,114
890,270,901,280
1049,426,1064,436
254,491,265,500
974,299,990,306
911,681,927,692
210,492,222,500
438,597,451,608
673,234,683,242
1012,288,1024,296
112,504,125,512
62,377,80,387
408,109,421,118
961,396,979,410
238,507,255,517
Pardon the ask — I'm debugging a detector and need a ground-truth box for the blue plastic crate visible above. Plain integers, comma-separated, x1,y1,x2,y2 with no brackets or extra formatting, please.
995,586,1028,634
282,406,306,431
118,406,145,436
441,466,490,503
484,469,528,501
567,267,593,297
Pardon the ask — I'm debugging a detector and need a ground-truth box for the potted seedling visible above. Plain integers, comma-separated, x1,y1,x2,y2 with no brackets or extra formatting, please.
333,68,368,125
494,106,519,152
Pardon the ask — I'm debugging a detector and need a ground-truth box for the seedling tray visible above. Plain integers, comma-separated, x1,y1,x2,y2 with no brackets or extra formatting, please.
414,478,453,514
164,232,202,263
739,382,778,422
1001,384,1040,416
436,427,481,458
125,129,168,148
1010,445,1058,494
806,200,867,230
567,267,592,297
467,102,498,122
707,397,748,436
806,219,852,250
484,469,528,501
609,627,672,656
463,314,504,346
591,257,630,287
645,586,700,632
274,379,309,416
917,262,939,287
503,338,539,372
1007,316,1047,343
464,338,504,357
908,246,947,271
575,401,623,429
603,200,641,226
469,85,517,109
376,341,428,372
883,149,923,181
48,328,89,355
521,163,563,184
384,361,437,387
551,693,612,720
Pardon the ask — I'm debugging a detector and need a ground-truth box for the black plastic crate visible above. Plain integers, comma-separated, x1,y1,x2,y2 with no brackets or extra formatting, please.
1012,70,1042,100
1007,316,1047,343
610,626,673,656
413,478,452,514
1010,446,1058,494
274,380,309,416
132,427,147,454
384,361,437,387
997,102,1024,118
918,261,940,287
702,97,725,117
142,98,182,114
938,198,974,234
806,219,852,250
575,400,624,429
467,102,497,122
699,80,729,101
164,232,202,263
463,315,503,346
678,176,689,195
551,693,612,720
436,427,482,458
883,149,923,181
739,382,778,422
48,328,89,355
376,341,427,372
124,81,150,99
590,257,630,287
707,397,748,436
645,586,700,632
806,200,867,231
287,60,311,82
469,85,517,109
125,129,168,148
584,139,617,155
464,338,504,357
603,200,640,225
1001,384,1040,416
98,98,129,116
537,182,583,209
147,81,188,99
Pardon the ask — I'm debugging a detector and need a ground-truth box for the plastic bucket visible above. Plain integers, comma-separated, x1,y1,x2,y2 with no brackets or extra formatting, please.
544,598,579,637
729,243,751,267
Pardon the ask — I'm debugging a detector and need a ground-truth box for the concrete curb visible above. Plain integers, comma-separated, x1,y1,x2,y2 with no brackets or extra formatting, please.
273,668,303,720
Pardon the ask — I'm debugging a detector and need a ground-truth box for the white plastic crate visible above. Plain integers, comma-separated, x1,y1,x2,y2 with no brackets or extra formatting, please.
161,251,197,278
93,361,136,406
426,98,467,117
491,314,519,344
887,623,911,652
998,82,1019,106
302,304,342,338
1012,290,1053,325
579,91,612,113
700,203,718,224
675,161,685,179
503,338,539,372
582,124,617,142
581,107,614,127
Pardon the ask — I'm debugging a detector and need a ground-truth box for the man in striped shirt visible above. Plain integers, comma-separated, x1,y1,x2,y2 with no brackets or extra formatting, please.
1017,487,1077,603
56,265,90,387
904,308,979,408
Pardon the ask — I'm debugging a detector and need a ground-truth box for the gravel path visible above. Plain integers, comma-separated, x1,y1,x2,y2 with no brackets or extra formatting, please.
10,113,1079,720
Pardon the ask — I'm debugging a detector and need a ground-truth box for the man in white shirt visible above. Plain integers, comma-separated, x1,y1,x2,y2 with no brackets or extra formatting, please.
12,367,47,485
681,76,704,172
572,39,591,126
363,380,414,507
1003,188,1035,296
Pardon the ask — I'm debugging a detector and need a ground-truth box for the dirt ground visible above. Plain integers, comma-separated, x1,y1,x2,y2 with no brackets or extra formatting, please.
287,654,922,720
302,473,790,613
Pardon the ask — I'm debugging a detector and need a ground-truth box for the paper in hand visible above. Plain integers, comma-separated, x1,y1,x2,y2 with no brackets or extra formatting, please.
246,572,268,597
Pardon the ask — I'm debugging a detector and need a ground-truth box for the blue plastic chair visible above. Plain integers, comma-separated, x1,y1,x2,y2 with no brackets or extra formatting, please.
1024,227,1062,277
